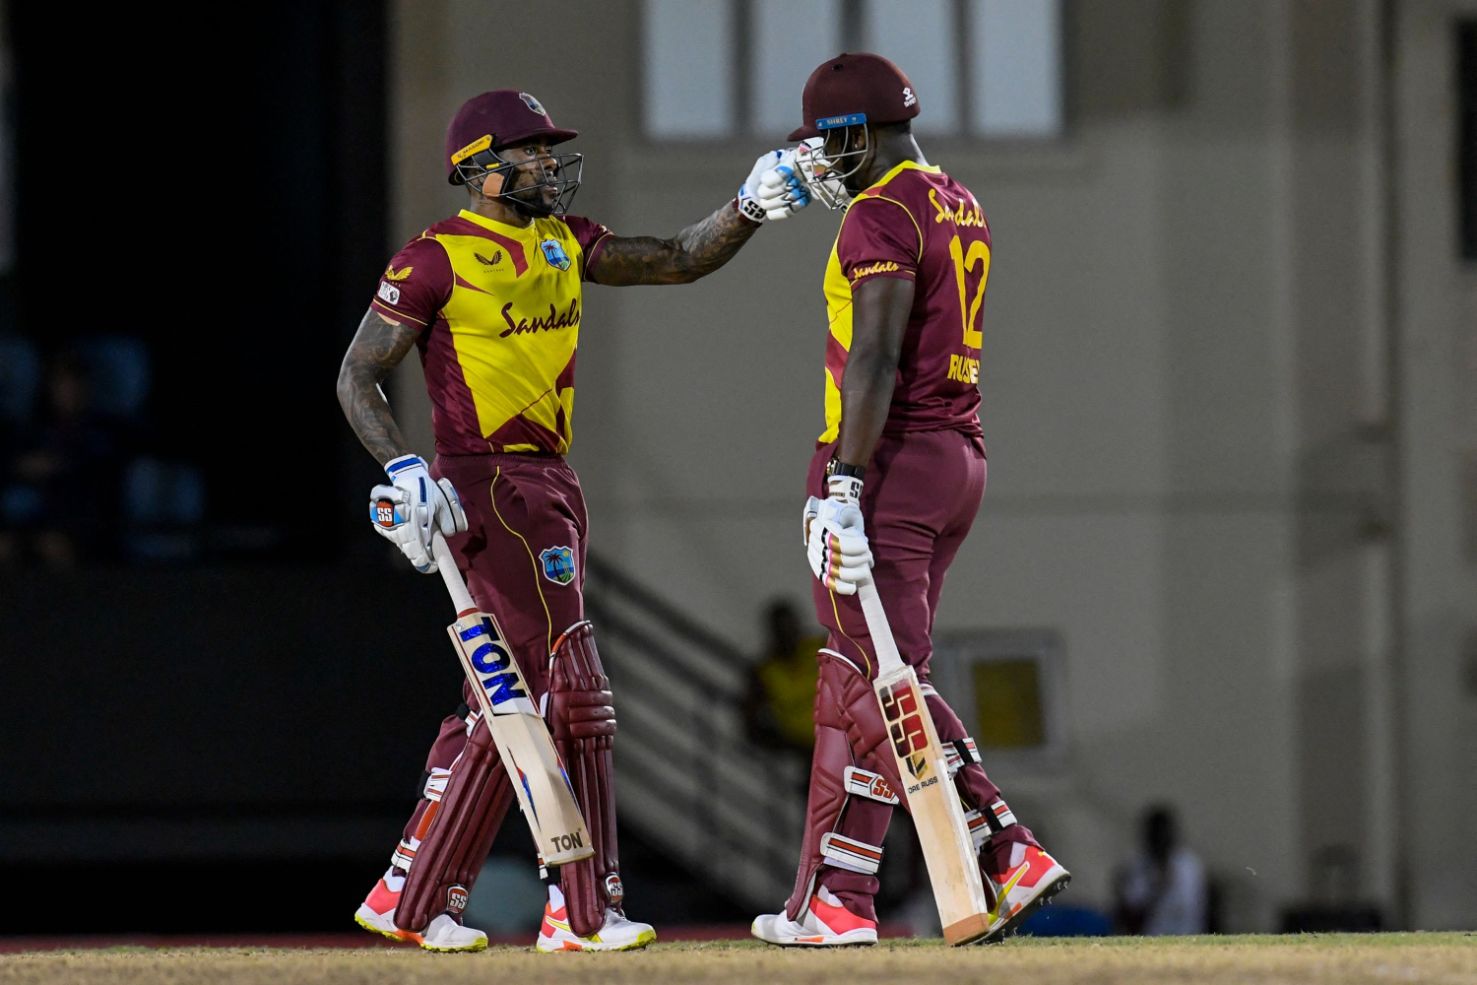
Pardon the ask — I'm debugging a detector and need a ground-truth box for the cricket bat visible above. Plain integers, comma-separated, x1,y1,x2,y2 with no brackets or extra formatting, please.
857,575,994,945
431,531,594,866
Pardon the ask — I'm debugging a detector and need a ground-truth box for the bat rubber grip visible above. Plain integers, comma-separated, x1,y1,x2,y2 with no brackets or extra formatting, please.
432,532,476,614
857,576,905,676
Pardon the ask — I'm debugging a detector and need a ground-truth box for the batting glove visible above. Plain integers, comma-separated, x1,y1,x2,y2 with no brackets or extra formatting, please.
803,476,874,595
738,146,813,223
368,455,466,573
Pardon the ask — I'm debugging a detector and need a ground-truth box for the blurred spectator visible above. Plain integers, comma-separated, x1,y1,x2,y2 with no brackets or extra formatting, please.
741,597,824,760
1114,804,1209,935
2,349,131,565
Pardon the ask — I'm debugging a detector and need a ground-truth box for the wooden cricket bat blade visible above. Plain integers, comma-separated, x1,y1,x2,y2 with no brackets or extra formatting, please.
447,614,594,866
943,912,994,946
875,664,994,946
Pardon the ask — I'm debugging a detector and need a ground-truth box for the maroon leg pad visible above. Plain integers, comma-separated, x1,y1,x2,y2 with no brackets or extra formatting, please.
396,716,515,933
922,687,1037,851
399,694,479,847
548,620,619,938
784,649,904,923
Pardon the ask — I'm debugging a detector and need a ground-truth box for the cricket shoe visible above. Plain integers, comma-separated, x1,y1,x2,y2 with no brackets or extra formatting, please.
980,843,1071,943
353,875,488,952
751,885,878,946
536,885,656,952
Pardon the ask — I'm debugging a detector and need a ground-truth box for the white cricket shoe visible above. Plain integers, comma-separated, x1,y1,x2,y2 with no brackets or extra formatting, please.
418,913,489,952
353,875,404,941
353,874,488,952
751,885,878,946
536,885,656,952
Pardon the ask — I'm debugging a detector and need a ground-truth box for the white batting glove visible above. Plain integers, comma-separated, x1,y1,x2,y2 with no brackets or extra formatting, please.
738,147,813,223
803,476,873,595
368,456,466,573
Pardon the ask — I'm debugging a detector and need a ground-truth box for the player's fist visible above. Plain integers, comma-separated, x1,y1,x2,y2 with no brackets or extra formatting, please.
370,484,435,573
804,494,874,595
369,455,462,573
738,147,812,223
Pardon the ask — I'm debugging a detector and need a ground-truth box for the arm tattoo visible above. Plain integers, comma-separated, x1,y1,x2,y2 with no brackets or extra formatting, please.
336,309,420,466
588,201,760,286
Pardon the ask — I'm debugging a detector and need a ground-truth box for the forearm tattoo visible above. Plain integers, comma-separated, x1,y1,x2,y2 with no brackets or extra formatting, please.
589,202,760,286
336,310,419,465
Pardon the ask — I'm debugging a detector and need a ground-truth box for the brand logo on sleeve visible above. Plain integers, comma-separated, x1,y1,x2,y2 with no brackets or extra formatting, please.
851,260,902,283
376,281,401,305
539,546,576,586
383,265,414,281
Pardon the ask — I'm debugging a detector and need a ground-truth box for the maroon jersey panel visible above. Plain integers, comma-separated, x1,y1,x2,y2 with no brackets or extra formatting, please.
837,163,989,438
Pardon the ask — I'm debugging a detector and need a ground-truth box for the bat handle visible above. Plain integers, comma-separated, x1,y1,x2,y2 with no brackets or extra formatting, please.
431,532,477,615
857,575,906,676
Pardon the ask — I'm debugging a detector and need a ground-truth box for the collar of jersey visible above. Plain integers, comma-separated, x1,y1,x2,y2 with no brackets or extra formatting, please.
457,208,539,236
856,159,941,200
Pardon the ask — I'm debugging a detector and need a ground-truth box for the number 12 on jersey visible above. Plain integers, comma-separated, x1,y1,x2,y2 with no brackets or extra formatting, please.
948,234,989,350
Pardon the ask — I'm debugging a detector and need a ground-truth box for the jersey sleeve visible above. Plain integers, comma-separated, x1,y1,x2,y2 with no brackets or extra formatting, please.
836,197,921,287
369,235,453,333
561,214,615,281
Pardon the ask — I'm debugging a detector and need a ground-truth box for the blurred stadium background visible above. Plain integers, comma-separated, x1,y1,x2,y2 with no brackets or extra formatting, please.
0,0,1473,942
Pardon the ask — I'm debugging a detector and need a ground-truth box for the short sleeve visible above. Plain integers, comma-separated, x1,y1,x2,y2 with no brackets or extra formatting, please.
561,214,615,281
836,197,921,287
369,236,453,333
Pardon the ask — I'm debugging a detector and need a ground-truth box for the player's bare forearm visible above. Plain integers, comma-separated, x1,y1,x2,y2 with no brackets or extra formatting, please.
837,277,914,468
587,202,759,286
336,308,419,466
837,354,899,469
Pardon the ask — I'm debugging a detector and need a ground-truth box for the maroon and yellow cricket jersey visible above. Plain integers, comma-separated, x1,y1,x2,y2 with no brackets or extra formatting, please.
369,210,613,455
820,160,989,444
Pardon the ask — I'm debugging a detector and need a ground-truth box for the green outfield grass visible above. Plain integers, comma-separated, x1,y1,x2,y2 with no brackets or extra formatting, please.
2,933,1472,985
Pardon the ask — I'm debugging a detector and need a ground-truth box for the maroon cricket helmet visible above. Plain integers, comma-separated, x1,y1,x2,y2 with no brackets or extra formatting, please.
787,52,920,141
445,90,579,184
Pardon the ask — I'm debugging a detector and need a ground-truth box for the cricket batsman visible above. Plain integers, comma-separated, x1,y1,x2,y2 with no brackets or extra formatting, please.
337,89,808,952
751,53,1071,946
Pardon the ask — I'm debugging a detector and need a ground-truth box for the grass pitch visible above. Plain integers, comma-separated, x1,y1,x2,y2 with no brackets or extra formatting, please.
1,933,1472,985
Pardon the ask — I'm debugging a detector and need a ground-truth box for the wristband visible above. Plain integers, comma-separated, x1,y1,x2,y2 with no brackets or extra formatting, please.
824,458,865,482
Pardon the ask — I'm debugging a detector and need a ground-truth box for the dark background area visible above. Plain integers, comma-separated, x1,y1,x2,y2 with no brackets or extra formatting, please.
0,3,656,935
3,2,388,554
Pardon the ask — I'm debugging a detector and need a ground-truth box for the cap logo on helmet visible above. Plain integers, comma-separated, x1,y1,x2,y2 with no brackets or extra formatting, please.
451,133,494,165
816,112,867,130
519,92,547,115
903,86,917,108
